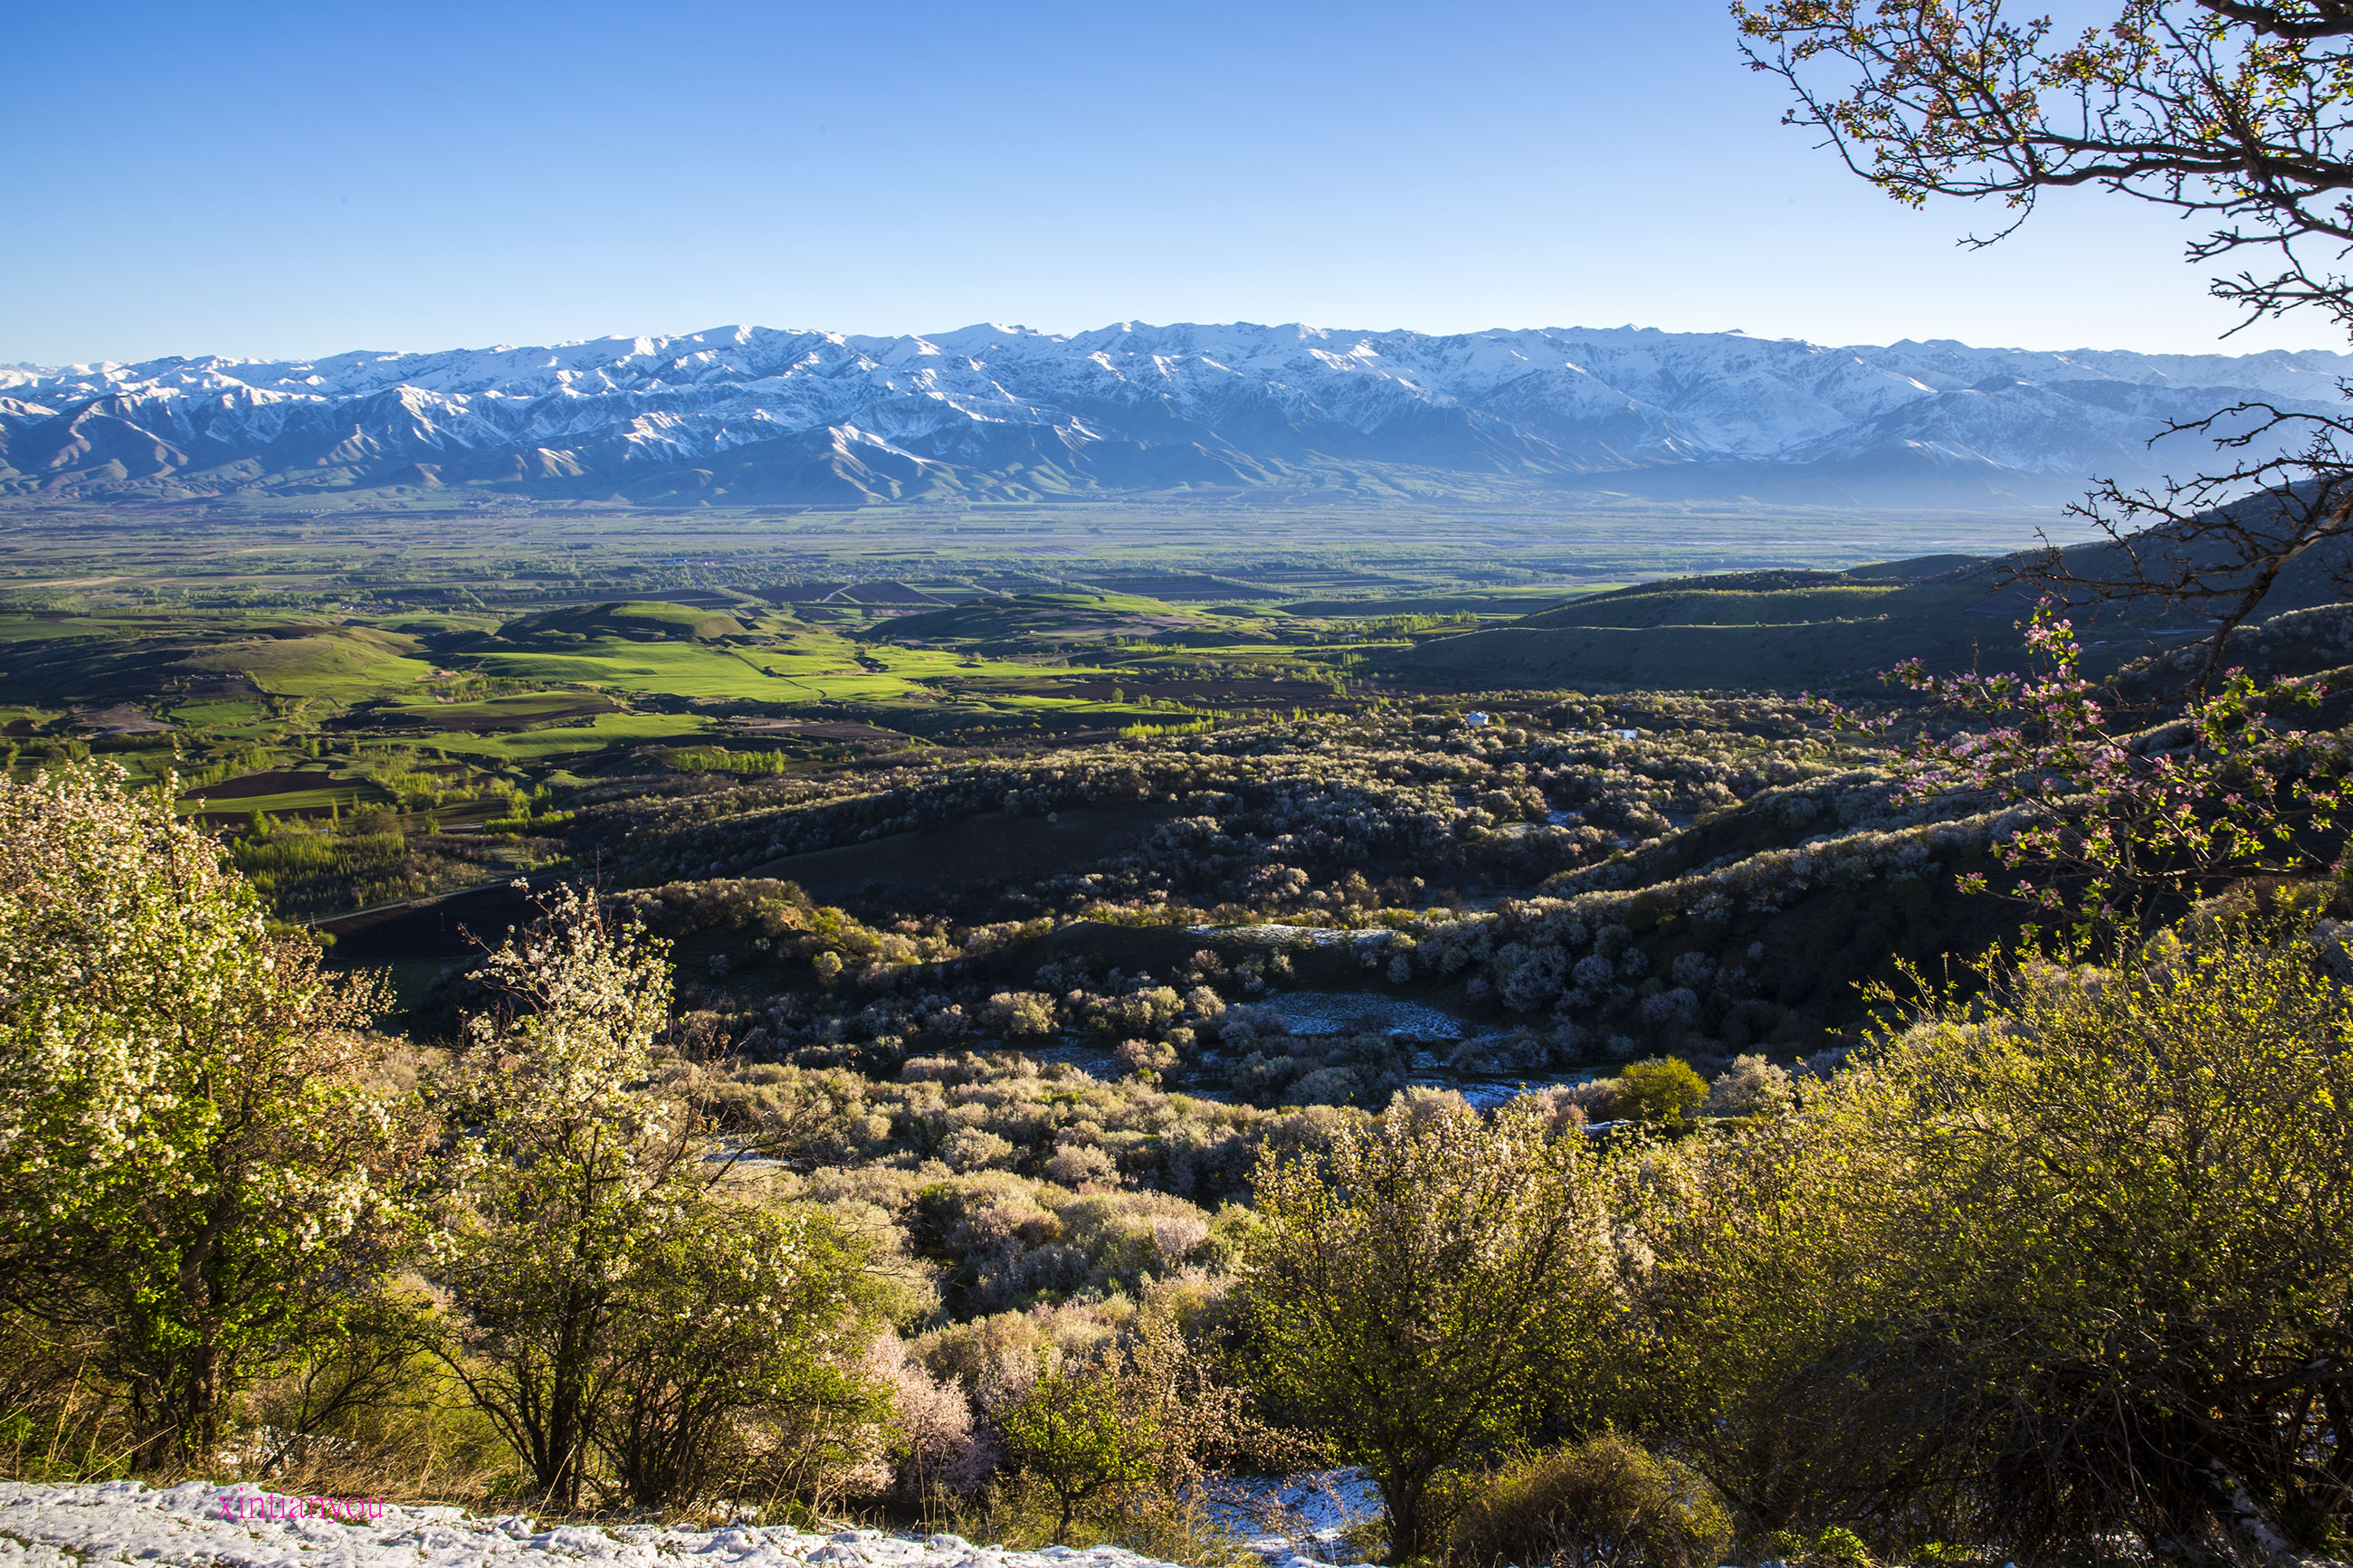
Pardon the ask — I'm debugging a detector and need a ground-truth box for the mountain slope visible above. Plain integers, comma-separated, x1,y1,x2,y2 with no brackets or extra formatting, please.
1385,512,2353,692
5,322,2345,506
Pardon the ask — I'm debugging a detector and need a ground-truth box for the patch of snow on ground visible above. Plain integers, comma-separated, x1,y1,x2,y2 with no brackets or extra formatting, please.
1239,993,1466,1041
1187,926,1392,955
1203,1469,1383,1567
0,1482,1186,1568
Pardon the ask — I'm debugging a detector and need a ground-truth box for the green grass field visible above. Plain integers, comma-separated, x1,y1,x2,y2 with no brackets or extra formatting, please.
0,499,2081,817
426,711,722,761
196,627,440,701
174,766,392,820
363,690,619,730
451,640,788,699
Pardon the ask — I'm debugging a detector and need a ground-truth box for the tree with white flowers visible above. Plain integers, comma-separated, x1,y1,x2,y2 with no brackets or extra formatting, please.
0,763,415,1463
429,885,880,1510
429,885,690,1508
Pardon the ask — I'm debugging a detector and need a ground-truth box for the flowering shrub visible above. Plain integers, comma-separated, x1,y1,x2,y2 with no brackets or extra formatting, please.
427,886,884,1510
0,764,414,1464
1879,606,2352,917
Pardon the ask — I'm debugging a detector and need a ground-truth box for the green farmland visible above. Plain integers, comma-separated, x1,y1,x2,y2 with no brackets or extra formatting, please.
0,498,2082,920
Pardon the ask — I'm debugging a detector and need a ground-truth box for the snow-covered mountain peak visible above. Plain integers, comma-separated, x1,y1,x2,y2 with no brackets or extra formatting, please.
5,319,2346,507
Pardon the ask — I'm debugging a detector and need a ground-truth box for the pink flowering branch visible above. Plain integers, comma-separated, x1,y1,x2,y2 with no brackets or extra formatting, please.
1838,603,2349,919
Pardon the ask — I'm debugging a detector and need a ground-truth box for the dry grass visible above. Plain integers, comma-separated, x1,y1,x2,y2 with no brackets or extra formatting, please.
0,1327,517,1509
949,1477,1257,1566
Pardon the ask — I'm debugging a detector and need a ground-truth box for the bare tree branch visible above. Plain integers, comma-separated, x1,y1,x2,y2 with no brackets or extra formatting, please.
1999,399,2353,690
1738,0,2353,667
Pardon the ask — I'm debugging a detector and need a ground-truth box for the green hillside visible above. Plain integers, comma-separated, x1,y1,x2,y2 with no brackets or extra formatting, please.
1385,560,2043,690
0,622,433,705
867,592,1197,651
491,601,749,643
1519,575,1905,630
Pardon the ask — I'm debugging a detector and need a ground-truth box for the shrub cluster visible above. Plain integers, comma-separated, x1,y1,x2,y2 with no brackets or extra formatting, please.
474,698,2027,1109
21,698,2348,1568
1233,927,2353,1564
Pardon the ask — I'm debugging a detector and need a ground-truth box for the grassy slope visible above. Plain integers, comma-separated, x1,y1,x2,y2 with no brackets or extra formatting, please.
189,627,439,701
455,641,785,698
873,593,1193,649
0,623,435,705
428,711,719,761
496,601,748,641
176,774,394,820
1386,565,2040,691
1519,584,1905,630
361,691,620,730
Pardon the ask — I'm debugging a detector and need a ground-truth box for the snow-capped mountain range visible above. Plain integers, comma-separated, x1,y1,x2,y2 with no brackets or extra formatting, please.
5,321,2347,507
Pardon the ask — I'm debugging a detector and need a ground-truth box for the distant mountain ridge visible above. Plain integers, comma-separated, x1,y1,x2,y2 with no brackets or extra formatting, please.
5,321,2347,507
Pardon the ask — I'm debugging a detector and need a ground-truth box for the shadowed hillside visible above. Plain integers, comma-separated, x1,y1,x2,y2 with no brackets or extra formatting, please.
1385,517,2353,691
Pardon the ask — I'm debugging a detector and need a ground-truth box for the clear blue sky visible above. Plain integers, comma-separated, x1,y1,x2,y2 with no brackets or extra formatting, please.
5,0,2338,366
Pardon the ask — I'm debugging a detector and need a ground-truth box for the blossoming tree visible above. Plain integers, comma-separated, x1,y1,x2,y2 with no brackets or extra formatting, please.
0,764,415,1463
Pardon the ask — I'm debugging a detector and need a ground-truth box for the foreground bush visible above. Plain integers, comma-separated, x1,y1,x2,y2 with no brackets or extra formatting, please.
1450,1432,1731,1568
996,1360,1153,1544
990,1303,1298,1545
1243,1093,1614,1560
1623,929,2353,1558
429,886,886,1512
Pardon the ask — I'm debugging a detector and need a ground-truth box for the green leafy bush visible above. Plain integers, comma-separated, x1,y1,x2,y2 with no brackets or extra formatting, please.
1243,1094,1615,1560
996,1361,1156,1544
1620,928,2353,1554
0,763,417,1467
1612,1058,1707,1128
1448,1431,1731,1568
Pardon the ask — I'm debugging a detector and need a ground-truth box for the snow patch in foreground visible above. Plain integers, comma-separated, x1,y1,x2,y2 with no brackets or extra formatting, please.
0,1482,1196,1568
1205,1468,1383,1560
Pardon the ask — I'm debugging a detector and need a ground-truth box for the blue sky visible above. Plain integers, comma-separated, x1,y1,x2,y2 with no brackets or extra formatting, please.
5,0,2339,365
